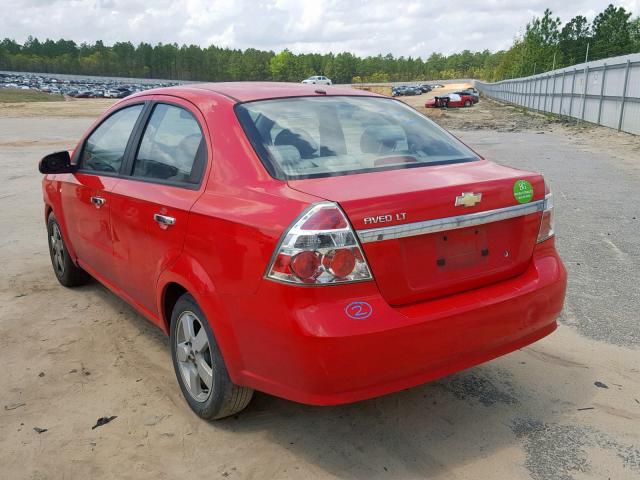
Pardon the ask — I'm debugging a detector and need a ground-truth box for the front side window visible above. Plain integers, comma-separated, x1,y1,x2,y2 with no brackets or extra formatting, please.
235,96,479,180
132,104,204,184
80,104,143,173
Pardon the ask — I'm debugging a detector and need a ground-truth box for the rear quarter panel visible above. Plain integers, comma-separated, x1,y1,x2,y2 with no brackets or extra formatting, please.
185,98,324,296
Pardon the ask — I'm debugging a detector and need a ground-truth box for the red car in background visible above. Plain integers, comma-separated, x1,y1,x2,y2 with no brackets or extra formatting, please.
39,83,566,420
426,92,475,108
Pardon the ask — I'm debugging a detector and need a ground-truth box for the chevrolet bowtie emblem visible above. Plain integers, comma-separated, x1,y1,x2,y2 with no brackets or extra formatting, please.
455,192,482,207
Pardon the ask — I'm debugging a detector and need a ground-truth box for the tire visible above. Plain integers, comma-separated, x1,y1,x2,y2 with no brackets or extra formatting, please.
170,293,254,420
464,100,471,107
47,213,90,287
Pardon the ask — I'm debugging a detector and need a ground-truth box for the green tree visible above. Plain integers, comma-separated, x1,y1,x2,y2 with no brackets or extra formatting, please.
269,49,297,81
559,15,590,66
631,17,640,51
591,4,633,59
522,8,561,73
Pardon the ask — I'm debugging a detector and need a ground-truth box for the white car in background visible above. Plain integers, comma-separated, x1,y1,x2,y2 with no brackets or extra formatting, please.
302,75,332,85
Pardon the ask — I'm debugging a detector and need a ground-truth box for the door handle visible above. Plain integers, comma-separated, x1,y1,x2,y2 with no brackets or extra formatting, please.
154,213,176,226
90,196,106,208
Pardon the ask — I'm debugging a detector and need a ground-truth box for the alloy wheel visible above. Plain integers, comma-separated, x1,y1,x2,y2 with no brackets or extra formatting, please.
50,223,65,276
175,311,213,402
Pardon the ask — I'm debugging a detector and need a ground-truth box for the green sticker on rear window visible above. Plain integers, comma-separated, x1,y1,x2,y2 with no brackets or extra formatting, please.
514,180,533,203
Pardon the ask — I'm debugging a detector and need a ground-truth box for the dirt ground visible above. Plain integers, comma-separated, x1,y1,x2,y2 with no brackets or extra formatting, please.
0,94,639,480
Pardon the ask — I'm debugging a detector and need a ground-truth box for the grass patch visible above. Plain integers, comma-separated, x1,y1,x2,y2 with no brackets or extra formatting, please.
0,88,65,103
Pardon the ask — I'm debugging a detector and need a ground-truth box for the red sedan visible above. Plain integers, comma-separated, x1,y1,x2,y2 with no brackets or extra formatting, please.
39,82,566,420
426,92,475,108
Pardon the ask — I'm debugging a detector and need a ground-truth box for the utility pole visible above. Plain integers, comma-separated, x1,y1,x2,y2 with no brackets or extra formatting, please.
585,42,590,64
552,52,556,71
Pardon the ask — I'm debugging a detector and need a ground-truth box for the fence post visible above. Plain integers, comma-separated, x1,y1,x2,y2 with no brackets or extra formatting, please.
617,59,631,131
520,80,524,106
537,78,542,111
596,63,607,126
544,74,551,112
580,65,589,122
559,70,566,116
569,68,576,117
551,72,557,113
530,78,534,109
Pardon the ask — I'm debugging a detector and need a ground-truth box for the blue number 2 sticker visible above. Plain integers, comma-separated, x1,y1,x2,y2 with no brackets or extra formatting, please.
345,301,373,320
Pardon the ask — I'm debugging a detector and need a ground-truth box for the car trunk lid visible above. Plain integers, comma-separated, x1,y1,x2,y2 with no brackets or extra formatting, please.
288,160,546,305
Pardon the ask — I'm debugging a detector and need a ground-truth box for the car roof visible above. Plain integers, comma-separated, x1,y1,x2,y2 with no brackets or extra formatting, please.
128,82,376,103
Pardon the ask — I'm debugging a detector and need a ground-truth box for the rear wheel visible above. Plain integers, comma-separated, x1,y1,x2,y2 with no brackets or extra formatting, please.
47,213,90,287
464,100,471,107
170,293,253,420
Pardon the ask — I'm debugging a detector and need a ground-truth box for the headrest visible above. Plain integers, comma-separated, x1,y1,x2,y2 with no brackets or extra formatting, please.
274,129,317,159
360,125,405,154
268,144,302,165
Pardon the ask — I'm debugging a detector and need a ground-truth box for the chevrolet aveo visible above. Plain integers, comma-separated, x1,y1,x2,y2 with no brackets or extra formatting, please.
39,83,567,420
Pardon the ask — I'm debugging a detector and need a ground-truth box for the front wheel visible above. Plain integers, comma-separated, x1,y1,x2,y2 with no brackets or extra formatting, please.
464,100,471,107
170,293,253,420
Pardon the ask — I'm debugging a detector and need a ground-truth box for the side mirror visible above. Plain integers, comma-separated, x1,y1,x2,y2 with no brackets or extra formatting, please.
39,151,76,174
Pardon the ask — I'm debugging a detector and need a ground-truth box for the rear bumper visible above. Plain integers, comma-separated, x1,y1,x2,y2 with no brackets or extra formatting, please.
226,239,567,405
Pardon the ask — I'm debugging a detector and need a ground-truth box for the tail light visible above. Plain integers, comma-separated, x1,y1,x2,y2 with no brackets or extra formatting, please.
537,184,554,243
266,202,373,285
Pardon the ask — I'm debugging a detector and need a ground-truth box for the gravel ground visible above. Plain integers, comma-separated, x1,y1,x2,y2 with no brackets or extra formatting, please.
0,96,638,480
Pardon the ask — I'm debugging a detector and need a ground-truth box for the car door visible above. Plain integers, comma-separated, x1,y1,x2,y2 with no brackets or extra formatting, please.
60,103,145,284
109,97,209,319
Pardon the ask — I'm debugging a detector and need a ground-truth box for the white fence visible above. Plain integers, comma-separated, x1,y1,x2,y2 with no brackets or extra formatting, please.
475,53,640,135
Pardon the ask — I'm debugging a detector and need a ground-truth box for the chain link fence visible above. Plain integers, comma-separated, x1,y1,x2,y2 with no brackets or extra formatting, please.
475,53,640,135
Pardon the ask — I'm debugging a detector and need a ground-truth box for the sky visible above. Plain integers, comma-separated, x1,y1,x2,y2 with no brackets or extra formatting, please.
1,0,639,58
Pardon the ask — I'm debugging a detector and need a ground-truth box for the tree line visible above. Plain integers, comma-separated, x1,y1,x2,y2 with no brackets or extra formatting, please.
0,4,638,84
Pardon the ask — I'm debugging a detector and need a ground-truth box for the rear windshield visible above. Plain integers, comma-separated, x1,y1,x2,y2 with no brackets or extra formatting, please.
235,96,479,180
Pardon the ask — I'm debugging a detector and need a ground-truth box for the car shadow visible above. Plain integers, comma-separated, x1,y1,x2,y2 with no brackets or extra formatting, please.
209,347,594,479
196,369,527,478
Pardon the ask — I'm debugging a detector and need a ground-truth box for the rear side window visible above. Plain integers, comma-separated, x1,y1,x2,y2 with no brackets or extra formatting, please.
132,104,205,185
80,104,143,173
235,96,479,180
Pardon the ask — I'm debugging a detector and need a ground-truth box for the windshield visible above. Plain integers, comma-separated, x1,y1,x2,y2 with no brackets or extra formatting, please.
235,96,480,180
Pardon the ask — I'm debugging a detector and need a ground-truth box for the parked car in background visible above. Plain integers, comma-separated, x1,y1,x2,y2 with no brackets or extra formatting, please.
0,72,179,99
395,85,421,96
430,84,445,88
302,75,332,85
393,85,427,97
39,82,565,420
456,88,479,103
418,84,433,93
425,92,475,108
